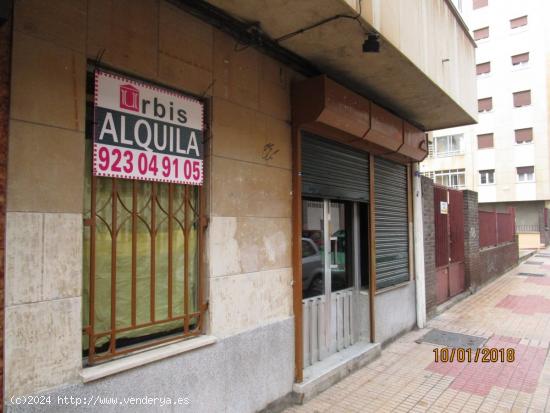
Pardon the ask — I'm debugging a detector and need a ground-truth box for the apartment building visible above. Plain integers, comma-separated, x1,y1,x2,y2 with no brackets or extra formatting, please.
0,0,476,410
420,0,550,249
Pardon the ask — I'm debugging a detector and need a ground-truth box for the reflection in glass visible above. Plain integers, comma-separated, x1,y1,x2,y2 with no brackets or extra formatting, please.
330,201,353,292
302,199,325,299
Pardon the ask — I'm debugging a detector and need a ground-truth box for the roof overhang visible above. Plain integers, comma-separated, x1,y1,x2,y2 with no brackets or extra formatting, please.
196,0,477,131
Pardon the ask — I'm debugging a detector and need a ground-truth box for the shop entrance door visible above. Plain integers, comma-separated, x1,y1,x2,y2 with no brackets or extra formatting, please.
302,198,361,366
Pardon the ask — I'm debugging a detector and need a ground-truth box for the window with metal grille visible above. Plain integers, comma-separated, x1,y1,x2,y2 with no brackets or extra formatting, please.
517,166,535,182
433,134,463,157
479,169,495,185
477,133,494,149
473,0,488,9
511,52,529,66
513,90,531,107
515,127,533,144
473,26,489,41
476,62,491,76
82,72,204,365
510,15,528,29
478,97,492,112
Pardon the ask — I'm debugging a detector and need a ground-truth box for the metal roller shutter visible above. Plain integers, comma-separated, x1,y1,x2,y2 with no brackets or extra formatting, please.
374,157,409,289
301,132,369,202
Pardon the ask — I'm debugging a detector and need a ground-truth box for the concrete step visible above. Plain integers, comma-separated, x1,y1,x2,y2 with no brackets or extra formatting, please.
292,341,381,404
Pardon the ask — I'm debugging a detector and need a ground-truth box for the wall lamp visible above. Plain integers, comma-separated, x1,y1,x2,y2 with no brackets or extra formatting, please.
362,34,380,53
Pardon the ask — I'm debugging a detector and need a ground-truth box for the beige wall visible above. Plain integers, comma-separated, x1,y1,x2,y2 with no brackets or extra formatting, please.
421,0,550,207
6,0,296,397
346,0,477,120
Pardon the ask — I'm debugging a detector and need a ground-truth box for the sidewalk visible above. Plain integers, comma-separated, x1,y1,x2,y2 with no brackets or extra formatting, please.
285,248,550,412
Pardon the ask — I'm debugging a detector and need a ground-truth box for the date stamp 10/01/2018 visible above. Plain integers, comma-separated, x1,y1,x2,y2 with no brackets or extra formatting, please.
433,347,516,363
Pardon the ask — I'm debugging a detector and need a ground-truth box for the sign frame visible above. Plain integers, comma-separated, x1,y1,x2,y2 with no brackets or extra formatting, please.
93,68,205,185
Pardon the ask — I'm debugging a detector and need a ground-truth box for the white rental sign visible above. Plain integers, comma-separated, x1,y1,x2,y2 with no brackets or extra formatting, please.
93,69,204,185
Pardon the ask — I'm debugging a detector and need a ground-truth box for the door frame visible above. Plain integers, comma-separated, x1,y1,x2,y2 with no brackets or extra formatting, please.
292,126,378,382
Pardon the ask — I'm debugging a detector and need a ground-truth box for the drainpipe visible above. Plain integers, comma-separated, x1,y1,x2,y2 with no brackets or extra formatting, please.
413,163,426,328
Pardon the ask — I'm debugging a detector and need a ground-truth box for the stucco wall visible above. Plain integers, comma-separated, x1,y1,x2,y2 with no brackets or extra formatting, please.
350,0,477,119
6,0,296,402
374,282,417,345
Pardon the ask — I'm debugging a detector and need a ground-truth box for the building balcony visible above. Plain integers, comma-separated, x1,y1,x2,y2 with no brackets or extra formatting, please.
199,0,478,131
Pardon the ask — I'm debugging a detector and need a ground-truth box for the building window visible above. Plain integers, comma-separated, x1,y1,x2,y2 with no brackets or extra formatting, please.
478,97,493,112
515,127,533,144
517,166,535,182
510,15,528,29
83,162,202,364
82,71,204,365
433,134,463,157
427,141,434,158
429,169,466,189
476,62,491,76
422,171,435,180
472,0,488,9
477,133,494,149
473,26,489,41
511,52,529,66
513,90,531,107
479,169,495,185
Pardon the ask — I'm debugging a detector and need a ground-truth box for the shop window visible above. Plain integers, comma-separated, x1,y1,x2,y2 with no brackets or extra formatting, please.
82,70,204,365
479,169,495,185
517,166,535,182
433,134,463,157
510,15,528,29
478,97,493,112
473,0,488,9
476,62,491,76
477,133,494,149
515,127,533,144
473,26,489,41
511,52,529,67
513,90,531,107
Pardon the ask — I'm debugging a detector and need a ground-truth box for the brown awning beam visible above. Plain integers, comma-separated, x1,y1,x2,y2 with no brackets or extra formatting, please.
292,76,428,164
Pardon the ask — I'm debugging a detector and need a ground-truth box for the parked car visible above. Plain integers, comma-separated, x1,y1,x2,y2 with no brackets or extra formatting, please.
302,237,324,298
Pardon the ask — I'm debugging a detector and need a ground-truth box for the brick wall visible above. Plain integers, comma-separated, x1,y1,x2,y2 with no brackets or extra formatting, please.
462,190,480,289
538,209,550,247
421,176,437,317
423,185,519,314
0,2,12,406
477,241,519,285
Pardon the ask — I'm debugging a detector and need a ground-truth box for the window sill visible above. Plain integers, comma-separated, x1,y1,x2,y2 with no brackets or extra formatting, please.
433,152,464,158
511,64,529,72
80,335,217,383
510,27,528,35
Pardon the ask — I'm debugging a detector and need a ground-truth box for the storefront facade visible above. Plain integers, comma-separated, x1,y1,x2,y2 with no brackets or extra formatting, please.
2,0,476,411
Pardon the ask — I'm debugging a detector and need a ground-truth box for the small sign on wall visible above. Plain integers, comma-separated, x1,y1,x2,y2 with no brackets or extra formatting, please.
93,69,204,185
440,201,448,214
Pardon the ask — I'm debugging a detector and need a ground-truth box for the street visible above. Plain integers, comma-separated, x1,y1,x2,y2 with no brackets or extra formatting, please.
286,250,550,412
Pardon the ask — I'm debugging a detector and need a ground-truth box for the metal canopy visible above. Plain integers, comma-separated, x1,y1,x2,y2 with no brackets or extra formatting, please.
203,0,477,131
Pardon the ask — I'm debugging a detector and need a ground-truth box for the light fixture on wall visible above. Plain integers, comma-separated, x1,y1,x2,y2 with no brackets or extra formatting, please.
362,34,380,53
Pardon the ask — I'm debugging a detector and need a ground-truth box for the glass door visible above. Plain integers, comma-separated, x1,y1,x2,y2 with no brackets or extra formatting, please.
302,198,356,365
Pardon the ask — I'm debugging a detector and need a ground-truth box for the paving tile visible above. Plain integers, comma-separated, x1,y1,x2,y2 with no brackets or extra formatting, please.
284,247,550,412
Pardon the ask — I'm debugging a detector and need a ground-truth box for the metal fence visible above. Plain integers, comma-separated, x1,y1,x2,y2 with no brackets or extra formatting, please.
479,208,516,248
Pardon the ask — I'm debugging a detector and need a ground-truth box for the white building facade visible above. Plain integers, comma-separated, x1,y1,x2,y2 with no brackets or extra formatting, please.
420,0,550,249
